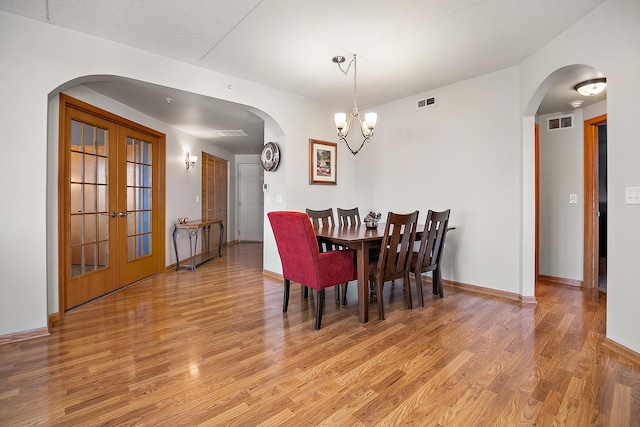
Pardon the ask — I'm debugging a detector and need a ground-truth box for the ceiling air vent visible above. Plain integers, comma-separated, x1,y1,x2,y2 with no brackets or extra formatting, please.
417,96,436,109
547,115,573,131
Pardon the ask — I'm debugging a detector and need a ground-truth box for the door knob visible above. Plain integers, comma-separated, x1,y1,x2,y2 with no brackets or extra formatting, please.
596,211,601,217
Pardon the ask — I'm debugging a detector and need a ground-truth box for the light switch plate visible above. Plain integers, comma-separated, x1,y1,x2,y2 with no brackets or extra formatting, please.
625,187,640,204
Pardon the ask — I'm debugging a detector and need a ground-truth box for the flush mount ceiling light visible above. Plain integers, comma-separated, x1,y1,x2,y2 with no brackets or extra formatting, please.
574,78,607,96
333,54,377,156
569,100,584,109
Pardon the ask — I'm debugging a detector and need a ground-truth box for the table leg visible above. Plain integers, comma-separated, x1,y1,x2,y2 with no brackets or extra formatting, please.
188,229,199,271
203,225,211,254
173,226,180,271
218,222,224,257
356,242,371,323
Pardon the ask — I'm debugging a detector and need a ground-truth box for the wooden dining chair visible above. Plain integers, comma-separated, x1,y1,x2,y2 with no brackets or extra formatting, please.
410,209,451,305
368,210,419,320
268,211,356,330
306,208,335,228
305,208,339,300
306,208,337,252
337,207,361,226
336,207,366,304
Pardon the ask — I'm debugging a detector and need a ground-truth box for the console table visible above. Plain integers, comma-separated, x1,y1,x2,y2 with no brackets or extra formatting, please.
173,219,224,271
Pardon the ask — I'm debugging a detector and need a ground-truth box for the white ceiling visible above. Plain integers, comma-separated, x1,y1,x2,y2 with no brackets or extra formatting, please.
0,0,607,154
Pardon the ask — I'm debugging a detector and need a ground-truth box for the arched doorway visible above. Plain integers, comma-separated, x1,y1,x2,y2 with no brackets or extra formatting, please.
523,64,607,298
46,75,281,319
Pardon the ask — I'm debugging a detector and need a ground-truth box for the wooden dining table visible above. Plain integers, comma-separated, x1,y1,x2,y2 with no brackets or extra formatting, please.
315,223,425,323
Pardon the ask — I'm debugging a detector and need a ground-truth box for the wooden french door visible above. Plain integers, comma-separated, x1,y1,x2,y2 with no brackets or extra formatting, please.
59,95,165,311
202,153,228,246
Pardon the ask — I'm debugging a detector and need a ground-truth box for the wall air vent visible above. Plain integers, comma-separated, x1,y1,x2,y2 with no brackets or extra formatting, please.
417,96,436,109
547,115,573,131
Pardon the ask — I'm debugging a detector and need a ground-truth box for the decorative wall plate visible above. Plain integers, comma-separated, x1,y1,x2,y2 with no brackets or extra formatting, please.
261,142,280,171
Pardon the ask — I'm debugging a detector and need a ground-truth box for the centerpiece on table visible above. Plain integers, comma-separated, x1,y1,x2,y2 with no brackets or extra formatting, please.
364,211,382,229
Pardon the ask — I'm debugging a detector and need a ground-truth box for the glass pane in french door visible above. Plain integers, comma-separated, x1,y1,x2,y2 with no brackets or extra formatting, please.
126,137,153,261
69,120,109,277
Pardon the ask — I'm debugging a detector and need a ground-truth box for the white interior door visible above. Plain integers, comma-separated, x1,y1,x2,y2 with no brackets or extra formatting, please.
238,164,264,241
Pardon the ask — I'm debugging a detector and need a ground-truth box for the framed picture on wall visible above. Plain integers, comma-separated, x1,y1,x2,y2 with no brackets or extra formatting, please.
309,139,337,185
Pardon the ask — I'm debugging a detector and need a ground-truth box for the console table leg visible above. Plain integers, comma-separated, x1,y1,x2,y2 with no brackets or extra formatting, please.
203,225,211,254
218,223,224,257
188,229,199,271
173,226,180,271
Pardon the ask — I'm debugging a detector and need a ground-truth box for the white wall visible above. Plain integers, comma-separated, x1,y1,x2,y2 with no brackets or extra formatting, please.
355,67,522,294
538,109,585,281
519,0,640,353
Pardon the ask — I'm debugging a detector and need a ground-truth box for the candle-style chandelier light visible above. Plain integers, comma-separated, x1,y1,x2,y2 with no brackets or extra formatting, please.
332,54,377,156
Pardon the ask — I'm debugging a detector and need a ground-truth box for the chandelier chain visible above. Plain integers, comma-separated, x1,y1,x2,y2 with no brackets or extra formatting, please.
336,55,359,114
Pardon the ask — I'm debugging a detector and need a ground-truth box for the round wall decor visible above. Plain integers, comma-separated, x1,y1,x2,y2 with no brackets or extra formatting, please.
261,142,280,171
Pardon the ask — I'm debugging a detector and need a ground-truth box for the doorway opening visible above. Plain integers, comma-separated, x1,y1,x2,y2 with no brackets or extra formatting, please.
201,152,228,247
583,115,607,290
58,94,166,312
238,163,264,242
598,124,607,291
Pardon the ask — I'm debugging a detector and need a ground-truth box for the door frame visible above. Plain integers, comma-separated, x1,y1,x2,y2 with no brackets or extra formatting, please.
534,124,539,283
583,114,607,289
58,94,166,314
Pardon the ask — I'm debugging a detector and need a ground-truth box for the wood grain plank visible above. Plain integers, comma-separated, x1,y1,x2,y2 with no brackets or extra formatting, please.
0,244,638,425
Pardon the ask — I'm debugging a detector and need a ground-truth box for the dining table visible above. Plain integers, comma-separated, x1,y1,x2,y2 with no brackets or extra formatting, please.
314,223,425,323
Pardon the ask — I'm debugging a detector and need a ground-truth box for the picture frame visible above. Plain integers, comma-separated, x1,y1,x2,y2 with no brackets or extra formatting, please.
309,139,337,185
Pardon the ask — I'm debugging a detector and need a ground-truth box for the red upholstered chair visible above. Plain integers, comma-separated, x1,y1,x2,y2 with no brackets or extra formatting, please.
268,211,357,330
410,209,451,305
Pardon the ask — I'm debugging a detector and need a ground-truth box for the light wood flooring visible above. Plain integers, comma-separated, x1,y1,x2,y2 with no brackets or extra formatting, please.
1,243,638,426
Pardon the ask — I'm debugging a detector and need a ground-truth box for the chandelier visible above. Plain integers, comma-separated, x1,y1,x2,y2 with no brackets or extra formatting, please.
332,54,377,156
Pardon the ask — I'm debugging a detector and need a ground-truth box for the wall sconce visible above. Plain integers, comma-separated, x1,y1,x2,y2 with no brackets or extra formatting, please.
185,151,197,169
574,78,607,96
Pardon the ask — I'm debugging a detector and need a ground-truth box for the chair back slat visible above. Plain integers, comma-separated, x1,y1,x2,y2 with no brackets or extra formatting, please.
411,209,452,303
378,211,419,280
337,207,361,226
306,208,336,252
417,210,450,270
306,208,335,228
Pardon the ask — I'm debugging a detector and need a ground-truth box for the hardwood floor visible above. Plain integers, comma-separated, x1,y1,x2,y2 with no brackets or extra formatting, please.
1,243,638,426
